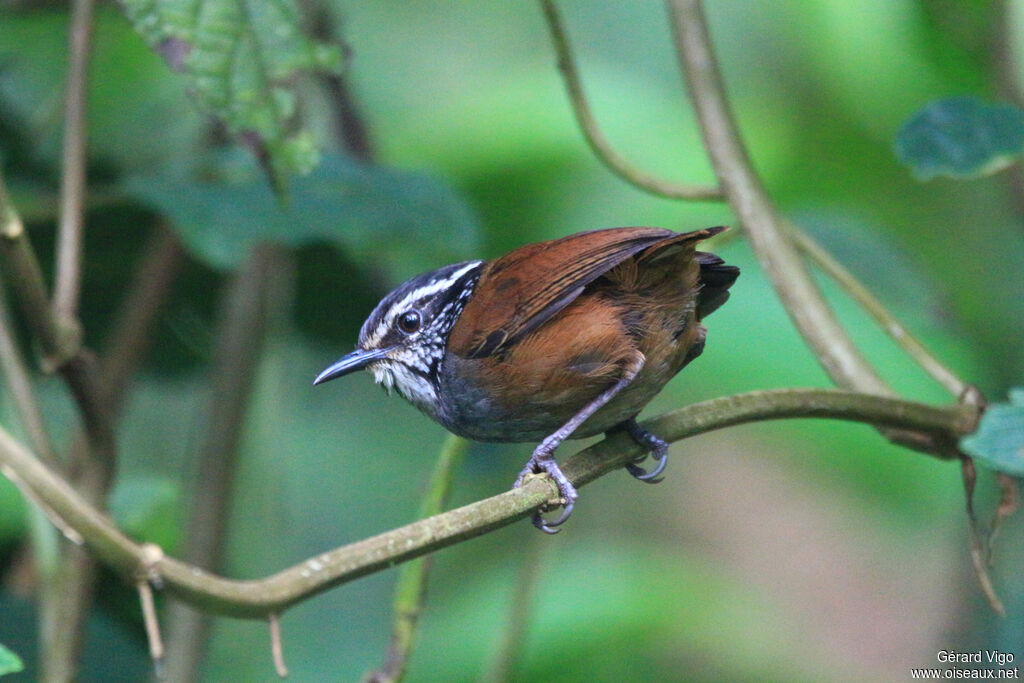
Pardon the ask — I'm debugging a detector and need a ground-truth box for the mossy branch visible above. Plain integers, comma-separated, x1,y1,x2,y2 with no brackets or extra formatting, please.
0,389,979,619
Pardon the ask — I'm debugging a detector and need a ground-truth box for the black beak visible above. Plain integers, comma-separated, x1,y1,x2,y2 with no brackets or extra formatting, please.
313,348,391,385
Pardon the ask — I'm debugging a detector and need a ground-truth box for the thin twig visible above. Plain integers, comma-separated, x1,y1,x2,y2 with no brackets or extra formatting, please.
54,0,95,319
0,171,113,471
97,223,186,410
363,435,468,683
163,244,294,682
305,0,374,161
138,580,165,664
0,173,81,372
789,223,968,398
269,614,288,678
538,0,723,201
987,473,1019,559
959,457,1005,615
0,288,60,468
60,353,117,483
0,388,981,620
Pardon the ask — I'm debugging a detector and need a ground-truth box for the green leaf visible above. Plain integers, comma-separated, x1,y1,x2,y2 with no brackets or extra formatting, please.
109,475,182,552
895,96,1024,180
117,0,343,182
123,151,479,276
960,388,1024,477
0,644,24,677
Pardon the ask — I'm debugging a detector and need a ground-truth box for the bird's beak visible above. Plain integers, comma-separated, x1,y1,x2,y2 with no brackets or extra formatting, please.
313,348,391,385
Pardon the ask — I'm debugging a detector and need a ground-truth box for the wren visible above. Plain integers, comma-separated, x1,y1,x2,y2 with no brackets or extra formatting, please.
315,227,739,532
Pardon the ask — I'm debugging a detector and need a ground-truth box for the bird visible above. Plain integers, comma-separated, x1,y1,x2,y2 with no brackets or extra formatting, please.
314,226,739,532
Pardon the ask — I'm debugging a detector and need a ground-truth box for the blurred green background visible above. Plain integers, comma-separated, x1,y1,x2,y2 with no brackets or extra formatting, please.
1,0,1023,681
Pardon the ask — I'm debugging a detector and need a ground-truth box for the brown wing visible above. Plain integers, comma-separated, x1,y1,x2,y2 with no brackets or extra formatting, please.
448,227,722,359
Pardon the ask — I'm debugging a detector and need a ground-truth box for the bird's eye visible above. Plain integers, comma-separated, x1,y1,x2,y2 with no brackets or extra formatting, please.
397,310,422,334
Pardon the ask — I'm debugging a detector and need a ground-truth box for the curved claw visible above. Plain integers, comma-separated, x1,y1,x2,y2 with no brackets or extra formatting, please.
532,501,575,533
637,451,668,481
620,419,670,484
624,459,666,484
515,453,578,533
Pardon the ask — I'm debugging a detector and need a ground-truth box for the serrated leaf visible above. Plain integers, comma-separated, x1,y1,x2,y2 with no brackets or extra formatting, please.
0,644,24,677
117,0,343,182
123,151,479,276
960,388,1024,477
895,96,1024,180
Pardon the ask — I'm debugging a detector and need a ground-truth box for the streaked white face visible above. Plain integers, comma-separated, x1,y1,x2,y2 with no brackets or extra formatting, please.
361,260,482,351
356,260,483,415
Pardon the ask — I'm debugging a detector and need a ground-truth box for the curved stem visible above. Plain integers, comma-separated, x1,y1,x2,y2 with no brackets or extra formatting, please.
538,0,723,201
0,175,81,372
0,389,978,620
0,289,60,469
789,224,968,398
667,0,891,396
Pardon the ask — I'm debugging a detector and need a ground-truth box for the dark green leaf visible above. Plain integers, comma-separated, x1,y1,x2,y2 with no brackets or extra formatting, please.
0,644,23,677
117,0,343,181
960,388,1024,477
895,96,1024,180
123,152,479,276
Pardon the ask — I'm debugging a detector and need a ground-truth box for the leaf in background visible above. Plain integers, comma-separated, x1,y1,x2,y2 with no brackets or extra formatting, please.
0,8,203,175
895,96,1024,180
961,388,1024,477
109,475,182,552
0,644,23,677
123,151,479,277
117,0,343,183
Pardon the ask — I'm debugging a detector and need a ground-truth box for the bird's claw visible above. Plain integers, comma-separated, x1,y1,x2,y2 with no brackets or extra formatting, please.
622,420,669,484
624,453,667,483
514,455,578,534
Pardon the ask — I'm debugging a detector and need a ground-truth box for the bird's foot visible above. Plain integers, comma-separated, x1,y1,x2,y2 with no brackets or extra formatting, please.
514,452,578,534
620,419,669,484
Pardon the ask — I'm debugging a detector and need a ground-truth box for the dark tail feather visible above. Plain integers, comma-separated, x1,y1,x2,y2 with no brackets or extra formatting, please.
696,251,739,319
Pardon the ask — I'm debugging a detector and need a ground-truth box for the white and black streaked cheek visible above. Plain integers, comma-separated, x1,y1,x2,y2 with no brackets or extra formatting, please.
376,358,440,415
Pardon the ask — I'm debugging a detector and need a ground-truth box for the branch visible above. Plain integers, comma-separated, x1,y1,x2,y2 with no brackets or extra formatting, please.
538,0,723,201
96,223,185,411
788,224,968,398
0,173,115,478
0,287,60,469
667,0,891,397
540,0,972,413
54,0,96,318
0,389,979,620
0,174,81,373
305,0,376,162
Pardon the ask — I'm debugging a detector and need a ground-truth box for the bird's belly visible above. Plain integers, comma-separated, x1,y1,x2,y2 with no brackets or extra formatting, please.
435,353,673,443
